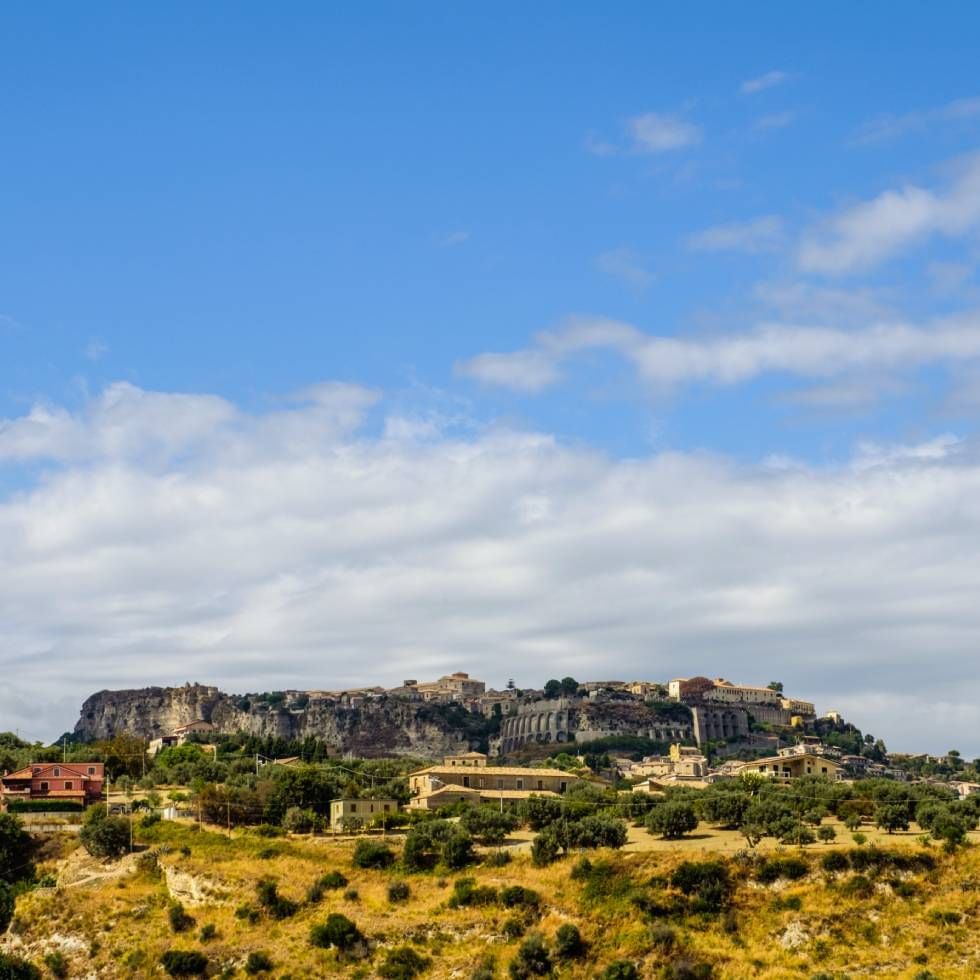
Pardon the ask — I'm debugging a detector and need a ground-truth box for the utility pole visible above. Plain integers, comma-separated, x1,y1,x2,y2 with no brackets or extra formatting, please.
129,804,134,853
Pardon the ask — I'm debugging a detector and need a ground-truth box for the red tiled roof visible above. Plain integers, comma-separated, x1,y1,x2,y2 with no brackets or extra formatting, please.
3,763,102,781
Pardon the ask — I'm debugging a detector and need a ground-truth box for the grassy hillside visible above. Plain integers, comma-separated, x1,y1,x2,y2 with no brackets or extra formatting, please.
3,819,979,979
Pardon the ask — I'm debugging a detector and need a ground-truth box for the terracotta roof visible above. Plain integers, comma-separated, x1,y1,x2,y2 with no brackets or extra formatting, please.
3,763,101,781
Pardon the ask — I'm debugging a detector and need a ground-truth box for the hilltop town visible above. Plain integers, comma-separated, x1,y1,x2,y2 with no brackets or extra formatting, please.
2,670,979,978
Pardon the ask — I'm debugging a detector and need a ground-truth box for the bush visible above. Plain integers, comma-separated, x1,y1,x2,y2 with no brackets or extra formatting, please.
670,860,732,914
663,960,714,979
555,923,584,959
0,954,41,980
650,923,676,952
817,825,837,843
378,946,431,980
159,950,208,977
500,886,540,910
755,856,808,884
0,883,14,935
167,902,195,933
352,838,396,870
460,807,519,845
79,815,129,859
244,951,274,975
449,877,498,908
309,913,363,952
508,934,551,979
388,879,411,903
530,830,560,867
198,924,217,942
485,850,512,867
646,802,698,840
282,807,318,834
42,952,68,979
841,874,874,899
601,963,640,980
255,879,298,919
502,915,526,939
308,869,348,901
820,851,849,873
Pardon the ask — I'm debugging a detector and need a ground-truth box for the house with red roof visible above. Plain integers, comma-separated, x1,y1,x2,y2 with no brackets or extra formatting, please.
0,762,105,809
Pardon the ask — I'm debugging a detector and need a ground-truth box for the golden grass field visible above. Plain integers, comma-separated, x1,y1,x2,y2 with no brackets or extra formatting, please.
3,818,979,979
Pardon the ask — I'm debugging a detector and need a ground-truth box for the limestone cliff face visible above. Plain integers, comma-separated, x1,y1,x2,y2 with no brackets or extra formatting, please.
74,685,472,758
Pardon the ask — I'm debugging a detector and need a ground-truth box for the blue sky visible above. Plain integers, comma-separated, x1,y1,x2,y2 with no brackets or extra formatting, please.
3,5,980,753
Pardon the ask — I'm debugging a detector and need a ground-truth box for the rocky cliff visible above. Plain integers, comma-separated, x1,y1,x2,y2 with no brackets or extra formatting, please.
74,684,476,758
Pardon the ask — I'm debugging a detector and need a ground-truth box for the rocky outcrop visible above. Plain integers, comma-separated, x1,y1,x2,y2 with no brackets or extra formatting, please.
74,684,475,758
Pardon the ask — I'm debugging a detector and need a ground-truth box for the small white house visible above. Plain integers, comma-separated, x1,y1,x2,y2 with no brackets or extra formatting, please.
328,797,399,831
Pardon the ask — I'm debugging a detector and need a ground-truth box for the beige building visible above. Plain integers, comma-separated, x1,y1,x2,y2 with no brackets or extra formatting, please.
408,754,584,809
736,753,843,782
402,672,487,703
329,797,399,831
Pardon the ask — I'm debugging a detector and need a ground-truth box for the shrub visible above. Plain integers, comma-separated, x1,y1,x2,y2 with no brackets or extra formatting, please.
244,951,274,975
502,915,526,939
471,956,497,980
140,812,162,829
780,826,816,847
508,934,551,978
42,952,68,979
0,955,40,980
817,825,837,844
79,815,129,859
308,869,348,901
449,877,498,908
500,886,540,910
646,802,698,840
378,946,431,980
571,814,629,850
309,913,363,952
841,874,873,899
159,950,208,977
756,856,808,884
570,857,593,880
601,963,640,980
352,838,396,870
343,888,360,902
820,851,849,874
670,860,732,914
388,880,411,903
255,879,298,919
198,924,217,942
555,923,584,959
0,883,14,935
282,807,318,834
485,850,511,867
530,830,560,867
167,902,195,933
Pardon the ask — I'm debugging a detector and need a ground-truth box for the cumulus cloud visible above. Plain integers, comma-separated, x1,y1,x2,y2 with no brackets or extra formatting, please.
457,311,980,392
687,215,784,253
3,383,980,755
628,112,702,153
741,70,791,95
798,153,980,274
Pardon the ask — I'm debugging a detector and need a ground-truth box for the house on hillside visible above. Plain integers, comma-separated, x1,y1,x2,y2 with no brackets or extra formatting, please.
0,762,105,809
329,797,399,831
735,751,843,782
407,754,585,810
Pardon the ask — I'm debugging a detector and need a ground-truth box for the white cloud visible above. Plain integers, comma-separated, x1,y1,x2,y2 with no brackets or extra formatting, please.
84,338,108,361
3,383,980,755
741,70,790,95
798,153,980,274
856,95,980,143
595,247,654,288
454,349,561,393
687,215,784,253
628,112,702,154
439,230,470,247
584,131,617,157
459,310,980,392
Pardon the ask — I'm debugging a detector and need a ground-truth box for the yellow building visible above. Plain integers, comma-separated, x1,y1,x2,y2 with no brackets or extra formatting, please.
736,754,843,781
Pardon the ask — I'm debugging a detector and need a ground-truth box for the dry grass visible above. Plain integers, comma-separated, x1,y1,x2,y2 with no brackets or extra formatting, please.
3,819,979,978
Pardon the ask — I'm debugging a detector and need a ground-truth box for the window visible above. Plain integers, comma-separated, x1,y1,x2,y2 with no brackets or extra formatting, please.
88,767,96,775
53,768,60,777
497,780,504,789
384,804,390,812
40,782,49,791
560,781,568,793
350,803,357,812
462,775,470,788
516,779,524,790
536,780,543,791
64,782,73,790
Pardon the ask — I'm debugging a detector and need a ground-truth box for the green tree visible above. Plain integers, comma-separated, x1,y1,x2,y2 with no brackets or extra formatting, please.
0,813,33,884
874,803,910,835
543,680,562,700
559,677,579,696
79,807,129,859
508,934,552,979
646,801,698,840
459,806,518,845
309,913,364,953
